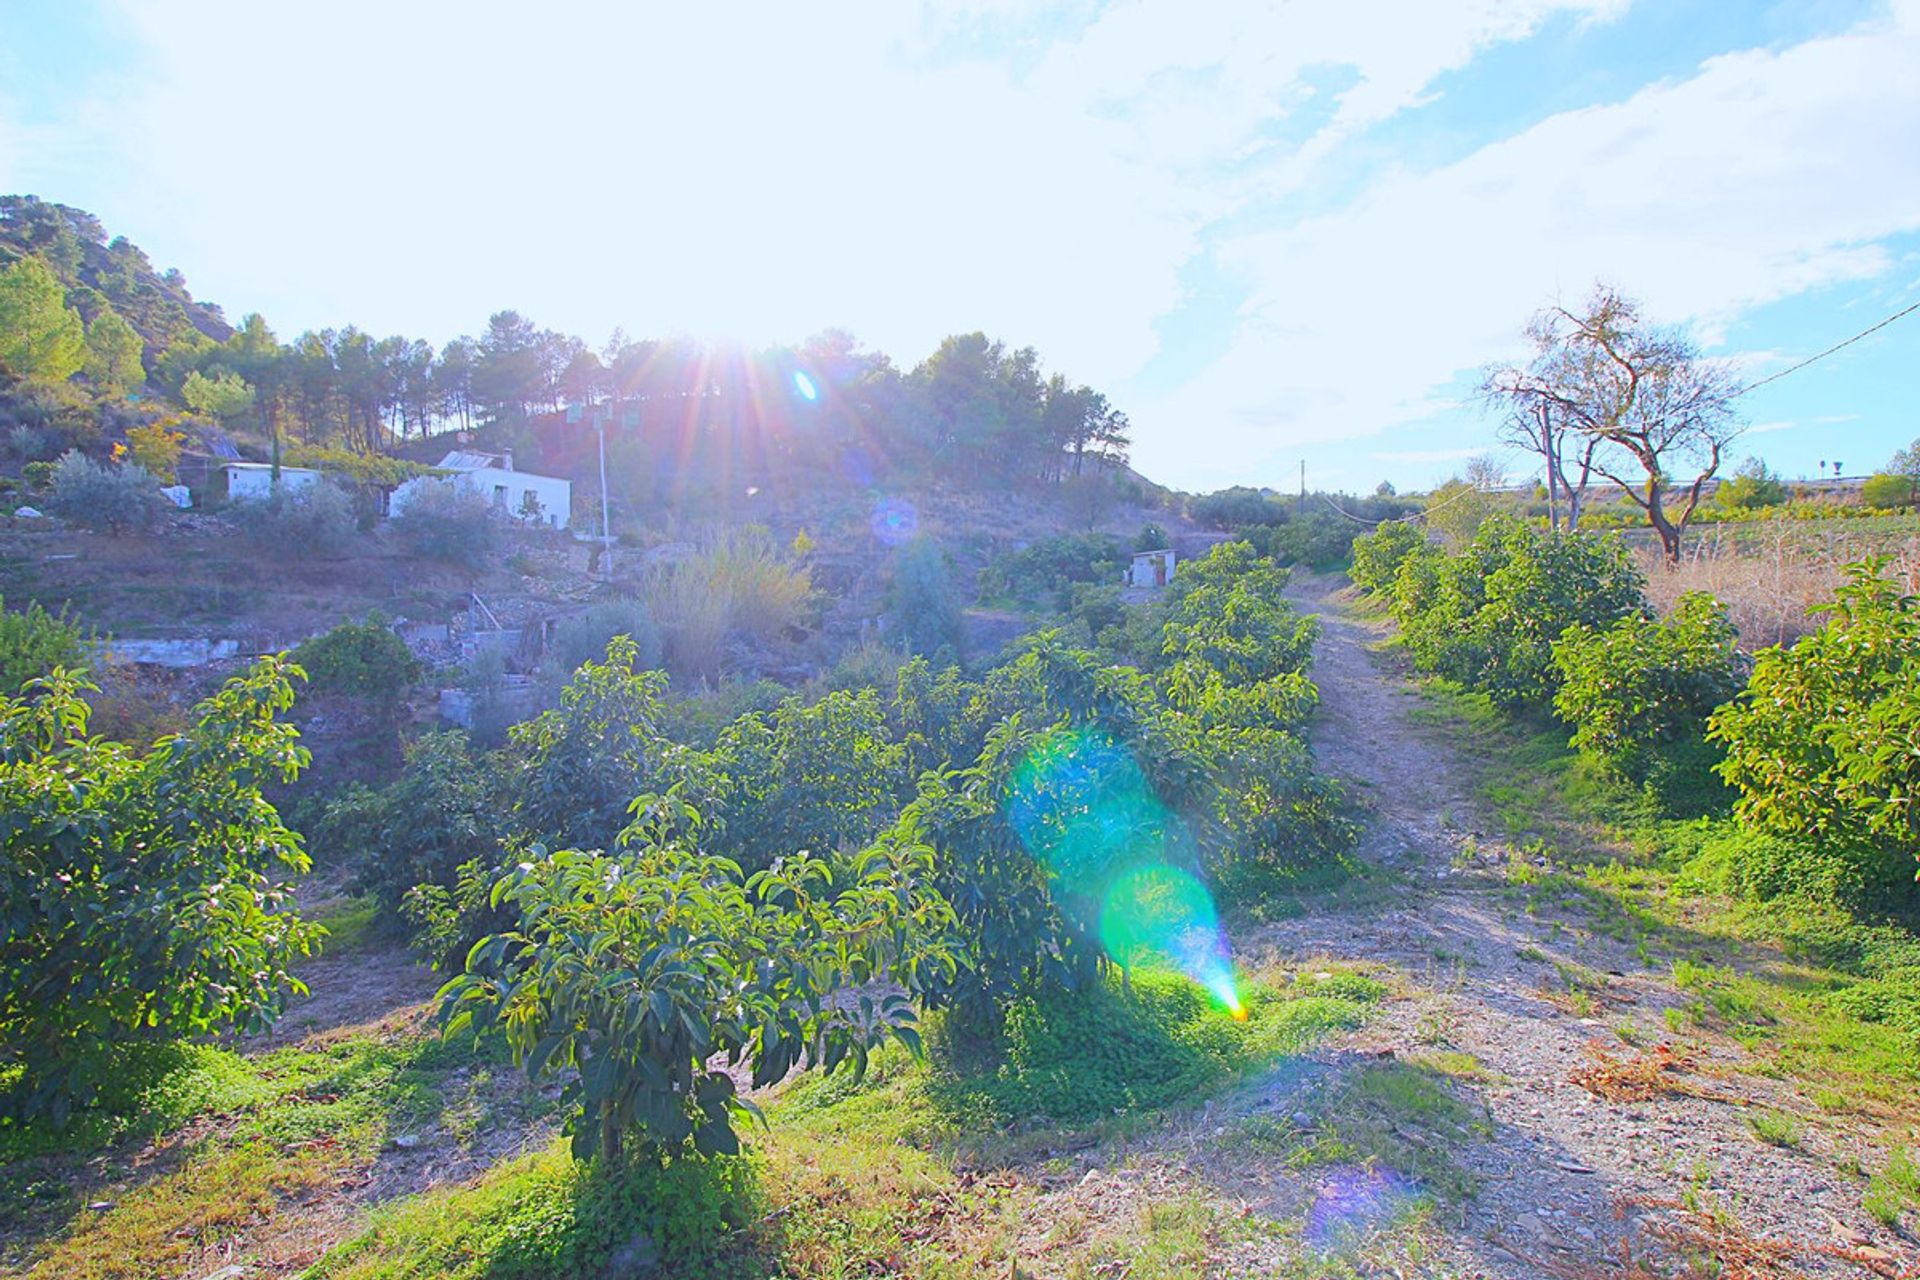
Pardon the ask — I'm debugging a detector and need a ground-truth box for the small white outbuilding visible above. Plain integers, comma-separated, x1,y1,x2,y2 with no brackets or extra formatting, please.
1126,547,1176,589
221,462,322,502
390,450,572,529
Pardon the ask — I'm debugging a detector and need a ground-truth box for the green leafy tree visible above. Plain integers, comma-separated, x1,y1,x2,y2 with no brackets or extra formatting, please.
1715,456,1788,511
1348,519,1430,596
1159,541,1316,693
506,636,718,852
1862,473,1915,510
1551,592,1747,809
0,659,319,1122
290,613,421,701
390,480,498,567
180,368,257,422
713,688,910,872
1710,560,1920,866
82,307,145,394
0,255,85,383
0,593,88,694
439,798,957,1162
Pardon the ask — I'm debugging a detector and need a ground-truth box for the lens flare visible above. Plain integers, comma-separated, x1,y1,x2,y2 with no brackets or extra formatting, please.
1304,1165,1417,1250
1099,864,1241,1015
792,370,819,402
1004,727,1243,1017
869,497,918,546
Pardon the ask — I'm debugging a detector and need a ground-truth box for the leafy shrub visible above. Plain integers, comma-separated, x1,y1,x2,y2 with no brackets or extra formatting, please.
392,479,499,566
1678,826,1911,912
505,635,719,851
1862,473,1916,510
231,478,359,555
1190,486,1287,529
1395,515,1644,710
20,459,54,492
1715,456,1789,511
290,613,422,701
1551,591,1748,811
43,449,161,535
439,799,957,1161
888,535,964,657
122,422,185,484
1254,509,1367,570
712,687,910,873
315,731,505,918
1160,541,1316,690
0,592,88,694
1348,519,1430,596
1710,559,1920,884
0,660,318,1123
977,532,1125,609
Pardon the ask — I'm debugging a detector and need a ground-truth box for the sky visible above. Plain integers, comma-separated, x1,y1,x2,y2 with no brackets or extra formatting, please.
1,0,1915,493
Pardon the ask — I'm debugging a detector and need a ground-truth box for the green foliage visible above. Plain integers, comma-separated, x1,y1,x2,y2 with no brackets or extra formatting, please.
1715,456,1788,511
0,659,319,1124
43,448,161,534
506,635,716,852
439,798,957,1161
1551,591,1747,811
887,535,963,657
316,731,503,914
712,687,909,873
1394,515,1644,710
977,531,1124,609
391,480,498,566
0,592,88,694
82,307,145,394
308,1145,762,1280
0,255,85,383
887,654,978,777
1190,486,1287,529
1348,519,1429,596
291,613,422,700
230,477,359,554
1252,509,1370,570
180,367,257,421
1678,826,1910,913
1710,559,1920,883
542,598,662,680
1159,540,1316,690
1862,472,1916,510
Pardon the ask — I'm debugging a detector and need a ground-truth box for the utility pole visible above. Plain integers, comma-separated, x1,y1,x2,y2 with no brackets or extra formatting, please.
597,414,614,578
1299,459,1306,513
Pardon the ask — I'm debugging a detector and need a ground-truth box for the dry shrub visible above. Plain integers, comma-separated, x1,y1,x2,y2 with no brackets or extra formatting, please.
1527,1196,1913,1280
1639,526,1920,650
641,525,812,679
1567,1041,1727,1104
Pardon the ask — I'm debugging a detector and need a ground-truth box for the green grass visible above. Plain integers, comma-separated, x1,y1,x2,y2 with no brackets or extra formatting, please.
1746,1109,1802,1149
1,1024,549,1279
1864,1148,1920,1228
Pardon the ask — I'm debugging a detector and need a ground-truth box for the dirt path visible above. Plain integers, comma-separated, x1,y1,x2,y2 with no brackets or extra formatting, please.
1176,570,1913,1276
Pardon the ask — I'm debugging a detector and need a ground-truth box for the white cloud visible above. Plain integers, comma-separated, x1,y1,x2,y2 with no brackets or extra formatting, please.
1132,4,1920,487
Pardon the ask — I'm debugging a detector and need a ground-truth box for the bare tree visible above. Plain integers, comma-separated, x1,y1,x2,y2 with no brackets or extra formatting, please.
1486,285,1742,560
1484,313,1600,532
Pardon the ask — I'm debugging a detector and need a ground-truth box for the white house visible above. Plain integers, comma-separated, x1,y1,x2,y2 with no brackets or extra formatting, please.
221,462,323,502
390,450,572,529
1126,547,1176,589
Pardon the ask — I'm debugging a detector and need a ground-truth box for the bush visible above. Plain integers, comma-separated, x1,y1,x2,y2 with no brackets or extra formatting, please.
977,532,1125,609
1679,827,1911,912
542,598,662,682
1710,559,1920,886
231,478,359,555
889,535,964,658
1715,457,1789,511
1395,515,1644,710
43,449,161,535
1190,486,1287,529
1159,541,1316,690
1862,473,1916,510
640,526,811,679
392,480,499,566
1348,519,1429,596
0,592,88,694
1551,592,1748,811
439,799,956,1161
0,660,318,1123
290,613,422,701
712,687,910,873
122,421,185,484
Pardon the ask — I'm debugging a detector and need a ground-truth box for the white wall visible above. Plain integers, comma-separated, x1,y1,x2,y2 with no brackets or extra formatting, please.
225,466,320,502
390,469,572,529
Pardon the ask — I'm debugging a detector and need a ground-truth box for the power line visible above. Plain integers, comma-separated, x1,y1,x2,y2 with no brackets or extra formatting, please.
1733,298,1920,398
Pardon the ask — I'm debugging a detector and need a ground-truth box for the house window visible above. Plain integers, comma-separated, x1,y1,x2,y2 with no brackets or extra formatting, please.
492,484,508,509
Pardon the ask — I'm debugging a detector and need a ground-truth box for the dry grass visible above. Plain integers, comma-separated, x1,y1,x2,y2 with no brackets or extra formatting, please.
1639,524,1920,650
1566,1041,1730,1104
1527,1196,1916,1280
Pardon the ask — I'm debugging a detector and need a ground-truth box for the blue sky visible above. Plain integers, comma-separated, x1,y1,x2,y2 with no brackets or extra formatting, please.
1,0,1915,493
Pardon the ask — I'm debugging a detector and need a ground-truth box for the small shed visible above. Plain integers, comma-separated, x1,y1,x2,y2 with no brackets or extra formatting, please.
221,463,322,502
1126,547,1176,589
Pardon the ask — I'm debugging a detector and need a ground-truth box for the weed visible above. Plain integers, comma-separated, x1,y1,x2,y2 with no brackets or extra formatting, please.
1745,1109,1801,1149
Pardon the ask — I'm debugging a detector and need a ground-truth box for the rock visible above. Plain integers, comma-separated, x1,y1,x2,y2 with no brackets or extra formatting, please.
14,506,42,518
86,1200,114,1211
388,1133,421,1150
1292,1111,1315,1129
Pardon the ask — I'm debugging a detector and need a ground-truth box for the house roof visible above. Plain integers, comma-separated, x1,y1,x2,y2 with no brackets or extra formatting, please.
222,462,321,474
435,450,505,471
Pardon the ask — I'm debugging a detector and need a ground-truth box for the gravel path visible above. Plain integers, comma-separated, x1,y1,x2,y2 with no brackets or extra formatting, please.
1206,570,1917,1277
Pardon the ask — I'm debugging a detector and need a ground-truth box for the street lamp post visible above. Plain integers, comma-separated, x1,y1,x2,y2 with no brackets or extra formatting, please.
597,415,613,578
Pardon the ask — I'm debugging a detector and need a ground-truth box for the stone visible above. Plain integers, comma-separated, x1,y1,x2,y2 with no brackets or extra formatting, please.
14,506,42,518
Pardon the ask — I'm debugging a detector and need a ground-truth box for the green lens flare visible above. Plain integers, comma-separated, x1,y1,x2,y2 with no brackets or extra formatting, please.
1099,864,1242,1016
